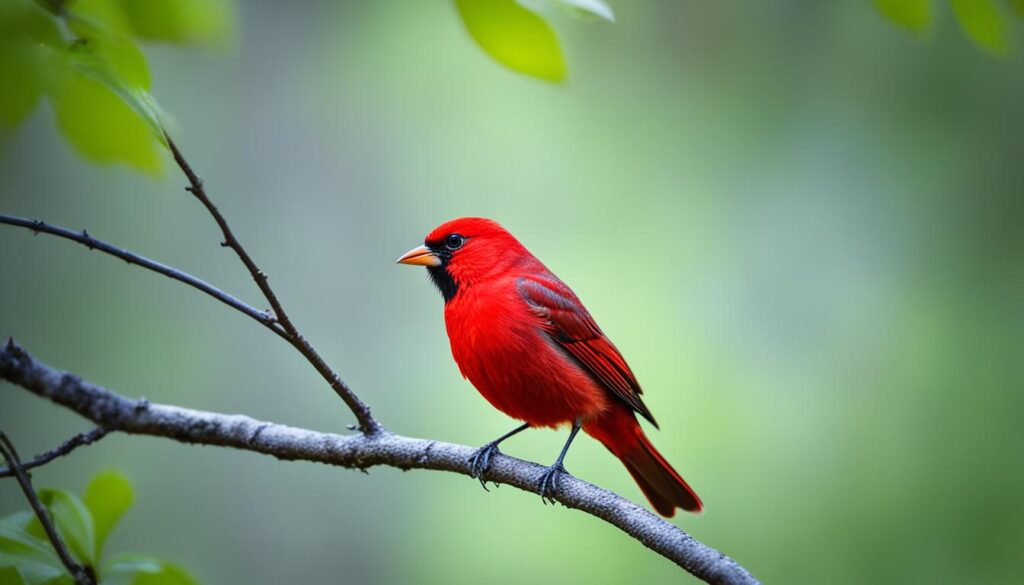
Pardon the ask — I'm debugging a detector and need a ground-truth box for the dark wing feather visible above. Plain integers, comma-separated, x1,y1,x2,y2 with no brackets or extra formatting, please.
517,276,657,427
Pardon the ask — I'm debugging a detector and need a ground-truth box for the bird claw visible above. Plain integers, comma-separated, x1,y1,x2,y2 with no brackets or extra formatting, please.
537,463,567,504
468,442,500,490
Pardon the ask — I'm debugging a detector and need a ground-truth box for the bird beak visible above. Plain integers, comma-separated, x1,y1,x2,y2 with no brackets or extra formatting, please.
396,244,442,267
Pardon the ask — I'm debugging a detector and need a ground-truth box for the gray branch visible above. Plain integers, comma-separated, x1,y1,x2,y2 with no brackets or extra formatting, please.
0,340,759,585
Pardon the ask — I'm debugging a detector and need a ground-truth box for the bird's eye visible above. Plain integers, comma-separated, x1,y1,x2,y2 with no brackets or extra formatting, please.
445,234,465,250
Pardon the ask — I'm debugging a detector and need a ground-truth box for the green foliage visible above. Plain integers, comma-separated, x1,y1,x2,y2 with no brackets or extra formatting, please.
50,59,163,173
0,1,60,128
875,0,1020,55
0,567,27,585
0,0,235,174
453,0,614,82
0,512,64,584
950,0,1011,55
454,0,566,82
0,471,199,585
101,554,199,585
112,0,235,47
548,0,615,22
83,471,132,560
873,0,933,34
28,490,95,567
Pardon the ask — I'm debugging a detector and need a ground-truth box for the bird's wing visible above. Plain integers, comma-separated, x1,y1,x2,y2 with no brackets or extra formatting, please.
517,275,657,427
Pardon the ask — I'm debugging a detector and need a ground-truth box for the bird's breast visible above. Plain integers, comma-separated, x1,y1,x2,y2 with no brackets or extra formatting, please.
443,281,610,427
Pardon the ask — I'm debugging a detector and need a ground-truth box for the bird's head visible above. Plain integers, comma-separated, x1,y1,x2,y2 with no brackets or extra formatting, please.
396,217,532,302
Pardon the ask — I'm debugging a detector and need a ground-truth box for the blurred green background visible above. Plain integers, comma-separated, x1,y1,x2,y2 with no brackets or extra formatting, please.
2,1,1023,584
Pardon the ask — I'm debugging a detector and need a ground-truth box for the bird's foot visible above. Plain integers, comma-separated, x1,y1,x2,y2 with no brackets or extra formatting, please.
537,463,567,504
467,442,500,490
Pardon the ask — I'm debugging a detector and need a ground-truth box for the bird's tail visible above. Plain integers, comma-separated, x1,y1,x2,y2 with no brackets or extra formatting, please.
584,408,702,517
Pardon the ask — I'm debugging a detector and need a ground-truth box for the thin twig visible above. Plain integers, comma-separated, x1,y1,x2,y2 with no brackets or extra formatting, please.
0,340,760,585
0,427,109,478
0,214,288,342
165,136,379,434
0,430,96,585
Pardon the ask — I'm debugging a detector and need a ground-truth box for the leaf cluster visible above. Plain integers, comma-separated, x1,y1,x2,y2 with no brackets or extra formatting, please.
875,0,1024,55
0,470,199,585
0,0,234,173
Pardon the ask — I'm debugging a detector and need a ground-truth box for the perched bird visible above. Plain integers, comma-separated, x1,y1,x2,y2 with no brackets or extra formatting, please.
397,217,702,516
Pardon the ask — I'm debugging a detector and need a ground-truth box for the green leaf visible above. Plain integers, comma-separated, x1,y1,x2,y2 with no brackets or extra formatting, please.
103,555,199,585
547,0,615,22
0,512,65,584
114,0,236,47
67,0,135,37
0,1,61,46
1,512,47,554
50,66,163,173
62,21,167,142
29,490,95,567
0,0,61,127
101,553,162,576
67,56,167,143
66,22,152,90
950,0,1011,55
132,563,198,585
0,556,65,585
66,2,169,140
0,512,59,562
0,567,26,585
1012,0,1024,18
873,0,933,34
0,45,43,127
454,0,566,82
84,471,133,558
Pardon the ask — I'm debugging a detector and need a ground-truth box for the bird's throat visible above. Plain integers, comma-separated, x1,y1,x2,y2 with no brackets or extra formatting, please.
427,264,459,303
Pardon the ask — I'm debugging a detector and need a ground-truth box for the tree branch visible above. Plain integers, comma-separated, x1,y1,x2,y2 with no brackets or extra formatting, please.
0,214,289,343
0,427,108,478
0,430,95,585
165,136,379,434
0,340,760,585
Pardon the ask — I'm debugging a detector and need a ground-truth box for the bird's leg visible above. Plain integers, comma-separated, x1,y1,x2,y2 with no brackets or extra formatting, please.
468,423,530,489
537,419,582,504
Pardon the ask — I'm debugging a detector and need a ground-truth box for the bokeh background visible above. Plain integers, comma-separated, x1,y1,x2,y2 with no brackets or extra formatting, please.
2,2,1023,583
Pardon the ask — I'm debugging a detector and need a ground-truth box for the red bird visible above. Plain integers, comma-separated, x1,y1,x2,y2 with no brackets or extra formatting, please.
397,217,702,516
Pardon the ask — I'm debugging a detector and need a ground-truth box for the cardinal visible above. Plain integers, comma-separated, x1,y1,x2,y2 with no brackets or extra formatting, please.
397,217,702,516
